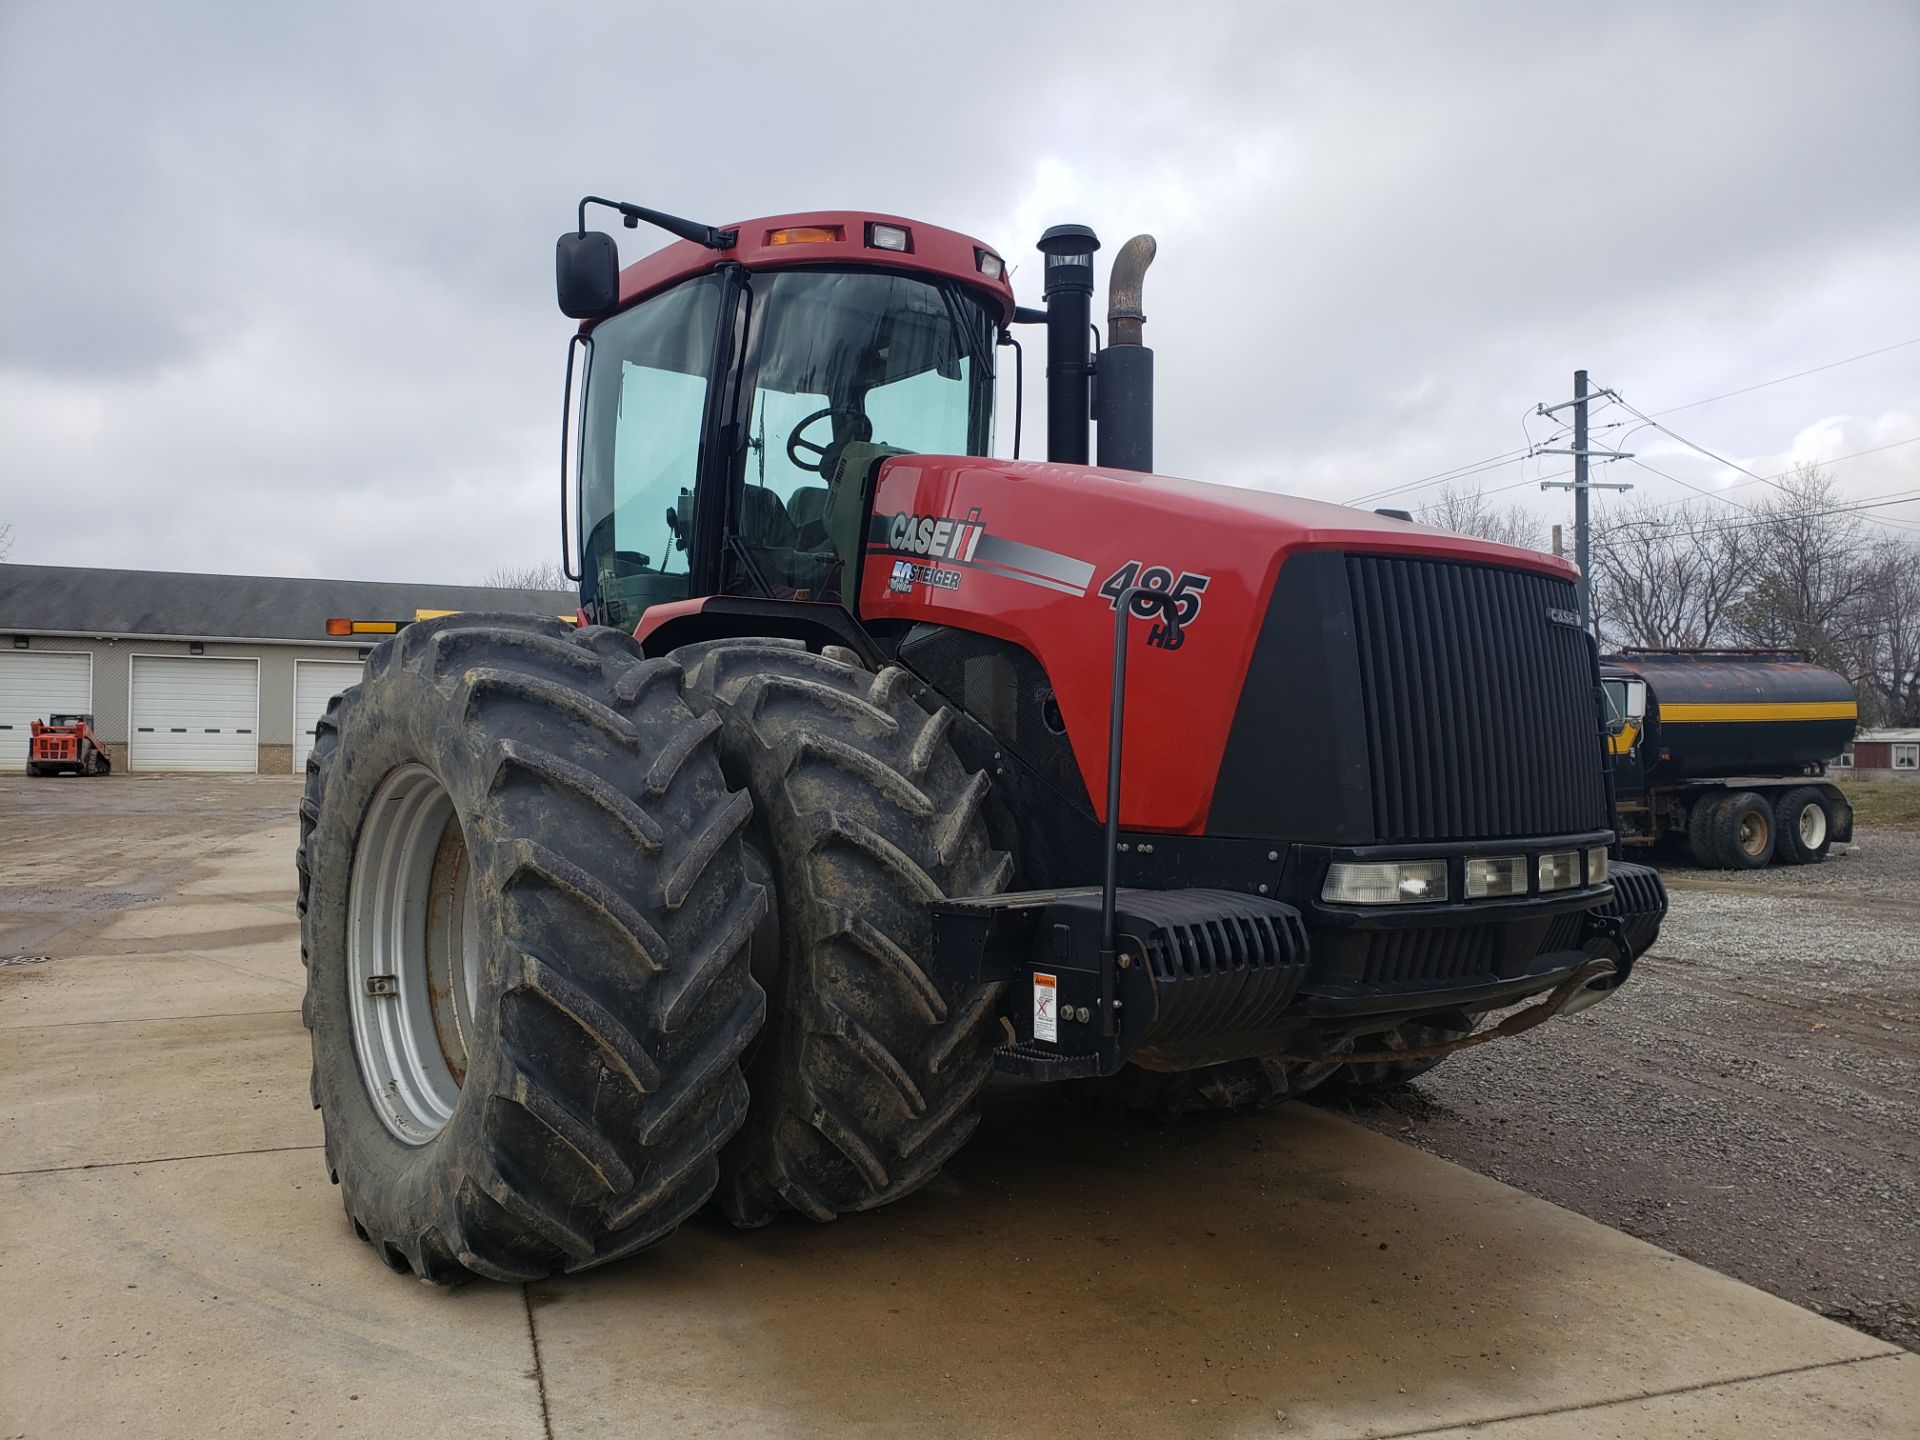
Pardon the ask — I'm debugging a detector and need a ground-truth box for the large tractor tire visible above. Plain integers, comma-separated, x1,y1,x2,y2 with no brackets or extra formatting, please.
1772,786,1833,865
675,640,1012,1228
298,614,767,1283
1713,789,1775,870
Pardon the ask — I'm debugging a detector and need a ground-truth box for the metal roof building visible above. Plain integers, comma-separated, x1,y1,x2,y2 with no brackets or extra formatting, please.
0,564,575,774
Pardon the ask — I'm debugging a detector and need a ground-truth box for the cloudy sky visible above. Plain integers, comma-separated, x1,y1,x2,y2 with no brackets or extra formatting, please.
3,1,1916,585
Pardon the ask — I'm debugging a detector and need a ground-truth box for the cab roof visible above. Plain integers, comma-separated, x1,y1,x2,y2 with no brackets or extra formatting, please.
607,211,1018,325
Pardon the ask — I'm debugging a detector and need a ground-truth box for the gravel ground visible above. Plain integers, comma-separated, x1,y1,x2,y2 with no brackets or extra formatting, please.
1340,830,1920,1352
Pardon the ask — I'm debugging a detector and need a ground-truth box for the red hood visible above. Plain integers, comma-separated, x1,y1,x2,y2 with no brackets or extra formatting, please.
968,458,1576,581
860,454,1579,833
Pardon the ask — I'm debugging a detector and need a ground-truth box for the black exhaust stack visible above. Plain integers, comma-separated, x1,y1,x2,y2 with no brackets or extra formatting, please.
1038,224,1099,464
1096,234,1156,473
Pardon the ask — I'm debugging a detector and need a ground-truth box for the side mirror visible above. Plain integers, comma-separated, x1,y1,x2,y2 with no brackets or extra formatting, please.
556,231,621,319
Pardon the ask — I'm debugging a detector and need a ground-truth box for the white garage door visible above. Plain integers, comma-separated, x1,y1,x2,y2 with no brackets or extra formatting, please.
293,660,364,772
0,650,94,766
129,656,259,772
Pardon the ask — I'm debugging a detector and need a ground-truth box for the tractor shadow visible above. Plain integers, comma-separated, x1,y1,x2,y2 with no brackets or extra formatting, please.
520,1087,1698,1438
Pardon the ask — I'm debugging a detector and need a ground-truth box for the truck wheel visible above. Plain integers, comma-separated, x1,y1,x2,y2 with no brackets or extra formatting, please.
298,614,766,1283
1772,786,1832,865
675,640,1012,1227
1713,790,1775,869
1685,790,1728,868
1073,1055,1344,1121
1327,1016,1474,1095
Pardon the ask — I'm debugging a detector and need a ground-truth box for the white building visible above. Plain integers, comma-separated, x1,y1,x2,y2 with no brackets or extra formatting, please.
1,564,574,774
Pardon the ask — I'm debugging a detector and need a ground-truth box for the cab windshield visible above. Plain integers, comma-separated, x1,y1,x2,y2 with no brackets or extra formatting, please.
577,266,994,627
730,269,994,601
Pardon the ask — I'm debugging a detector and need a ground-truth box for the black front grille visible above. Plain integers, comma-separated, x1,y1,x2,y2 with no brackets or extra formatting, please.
1536,911,1586,955
1346,555,1608,840
1599,861,1668,956
1132,891,1310,1048
1357,925,1497,986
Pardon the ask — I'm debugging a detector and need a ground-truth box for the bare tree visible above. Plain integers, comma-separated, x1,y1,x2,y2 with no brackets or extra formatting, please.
1589,499,1749,649
1841,537,1920,728
1415,483,1544,550
1727,464,1884,668
481,561,569,592
0,522,13,561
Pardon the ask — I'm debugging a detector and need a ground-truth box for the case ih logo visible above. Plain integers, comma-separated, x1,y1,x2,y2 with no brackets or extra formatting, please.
886,507,987,562
870,506,1097,598
1546,606,1582,628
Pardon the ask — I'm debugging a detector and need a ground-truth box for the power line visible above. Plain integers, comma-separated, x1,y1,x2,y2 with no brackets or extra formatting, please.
1646,337,1920,418
1596,485,1920,538
1364,337,1917,507
1349,447,1534,506
1593,435,1920,524
1624,457,1756,512
1602,394,1797,495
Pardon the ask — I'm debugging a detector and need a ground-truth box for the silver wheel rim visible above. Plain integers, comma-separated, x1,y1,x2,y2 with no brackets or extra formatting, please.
1738,810,1769,857
1798,802,1827,849
347,764,484,1145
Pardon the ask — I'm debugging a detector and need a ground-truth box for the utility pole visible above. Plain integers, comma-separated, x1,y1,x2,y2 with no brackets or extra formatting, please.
1537,369,1634,632
1572,370,1590,616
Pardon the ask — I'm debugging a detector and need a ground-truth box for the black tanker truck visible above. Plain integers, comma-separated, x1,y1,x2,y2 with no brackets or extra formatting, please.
1602,649,1858,869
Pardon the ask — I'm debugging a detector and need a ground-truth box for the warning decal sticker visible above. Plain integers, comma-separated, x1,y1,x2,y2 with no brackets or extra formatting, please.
1033,972,1058,1043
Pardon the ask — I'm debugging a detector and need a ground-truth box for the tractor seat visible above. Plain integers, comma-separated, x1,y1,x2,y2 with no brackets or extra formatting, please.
785,485,830,531
739,485,798,549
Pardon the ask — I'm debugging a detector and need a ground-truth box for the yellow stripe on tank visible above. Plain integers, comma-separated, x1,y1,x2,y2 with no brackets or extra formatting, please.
1659,701,1858,723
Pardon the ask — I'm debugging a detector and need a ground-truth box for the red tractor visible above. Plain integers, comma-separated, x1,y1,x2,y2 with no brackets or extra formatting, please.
298,198,1667,1283
27,714,111,777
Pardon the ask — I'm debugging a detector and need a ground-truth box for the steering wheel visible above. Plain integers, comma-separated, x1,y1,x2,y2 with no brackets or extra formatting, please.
786,406,872,474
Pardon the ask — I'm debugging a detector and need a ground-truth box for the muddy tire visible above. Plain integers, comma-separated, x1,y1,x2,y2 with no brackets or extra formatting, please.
1772,786,1832,866
1713,789,1775,870
1326,1016,1475,1095
1073,1054,1344,1121
297,614,766,1283
1686,790,1728,868
675,639,1012,1227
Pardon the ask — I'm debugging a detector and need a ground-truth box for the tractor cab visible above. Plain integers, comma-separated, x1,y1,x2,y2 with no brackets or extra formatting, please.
563,207,1007,630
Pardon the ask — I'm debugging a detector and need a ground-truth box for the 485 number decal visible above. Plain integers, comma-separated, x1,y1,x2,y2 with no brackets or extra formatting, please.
1098,561,1211,650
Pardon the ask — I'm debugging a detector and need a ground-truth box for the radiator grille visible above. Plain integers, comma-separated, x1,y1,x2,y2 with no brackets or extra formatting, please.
1536,911,1586,955
1346,556,1607,840
1358,925,1497,986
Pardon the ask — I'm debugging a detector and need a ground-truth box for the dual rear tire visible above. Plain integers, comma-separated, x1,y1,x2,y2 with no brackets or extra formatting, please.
675,640,1012,1227
299,616,768,1282
299,621,1007,1281
1685,787,1832,869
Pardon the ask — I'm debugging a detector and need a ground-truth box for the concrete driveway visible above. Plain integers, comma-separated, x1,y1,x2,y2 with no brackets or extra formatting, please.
2,774,1914,1438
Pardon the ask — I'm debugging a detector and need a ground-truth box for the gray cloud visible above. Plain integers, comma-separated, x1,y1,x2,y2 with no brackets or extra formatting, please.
2,0,1915,586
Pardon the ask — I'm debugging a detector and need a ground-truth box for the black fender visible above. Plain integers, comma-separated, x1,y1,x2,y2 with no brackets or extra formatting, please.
631,596,886,667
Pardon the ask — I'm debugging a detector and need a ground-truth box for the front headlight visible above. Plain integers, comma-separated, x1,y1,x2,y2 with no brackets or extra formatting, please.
1538,850,1580,892
1587,845,1611,884
1465,855,1527,898
1322,859,1448,905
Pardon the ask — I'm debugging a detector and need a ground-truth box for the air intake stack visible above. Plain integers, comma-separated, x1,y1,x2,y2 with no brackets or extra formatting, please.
1038,223,1099,464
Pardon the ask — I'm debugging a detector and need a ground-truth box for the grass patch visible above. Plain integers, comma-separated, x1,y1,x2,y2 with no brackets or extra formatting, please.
1840,779,1920,832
